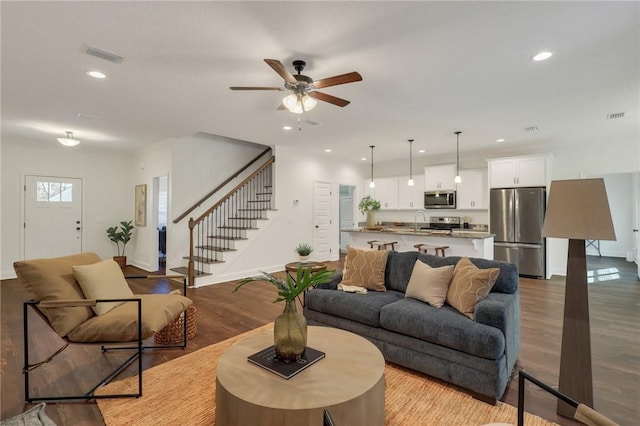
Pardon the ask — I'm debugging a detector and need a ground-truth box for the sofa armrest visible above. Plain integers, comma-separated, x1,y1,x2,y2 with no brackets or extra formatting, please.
475,290,521,372
314,270,342,290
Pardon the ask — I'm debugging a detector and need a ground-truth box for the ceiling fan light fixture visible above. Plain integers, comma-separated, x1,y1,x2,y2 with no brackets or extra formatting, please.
57,131,81,147
302,94,317,110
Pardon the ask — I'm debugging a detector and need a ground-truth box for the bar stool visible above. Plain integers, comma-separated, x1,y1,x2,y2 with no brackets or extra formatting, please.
414,243,449,257
367,240,397,251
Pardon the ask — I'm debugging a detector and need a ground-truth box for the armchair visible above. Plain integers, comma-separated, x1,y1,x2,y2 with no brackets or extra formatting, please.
13,252,193,402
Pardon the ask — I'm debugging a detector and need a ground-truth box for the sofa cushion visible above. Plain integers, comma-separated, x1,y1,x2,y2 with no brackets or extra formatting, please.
73,259,135,316
305,288,404,327
384,250,418,292
13,252,101,337
340,246,388,291
379,298,505,360
67,294,193,342
447,257,500,319
404,260,454,308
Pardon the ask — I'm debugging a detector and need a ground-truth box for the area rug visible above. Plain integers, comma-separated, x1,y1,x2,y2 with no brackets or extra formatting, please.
96,325,556,426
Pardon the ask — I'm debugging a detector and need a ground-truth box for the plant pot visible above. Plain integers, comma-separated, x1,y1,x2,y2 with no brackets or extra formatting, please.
113,256,126,268
366,210,375,228
299,255,310,263
273,299,307,361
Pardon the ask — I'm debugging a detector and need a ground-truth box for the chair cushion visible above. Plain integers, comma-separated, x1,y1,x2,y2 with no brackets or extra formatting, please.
446,257,500,319
73,259,134,316
67,294,193,342
405,260,454,308
340,246,388,291
13,252,101,336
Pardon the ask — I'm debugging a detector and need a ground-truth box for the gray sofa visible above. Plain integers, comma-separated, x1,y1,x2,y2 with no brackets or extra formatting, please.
304,250,520,401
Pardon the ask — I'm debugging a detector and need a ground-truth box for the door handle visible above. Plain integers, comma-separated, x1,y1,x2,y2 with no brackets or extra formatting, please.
315,225,319,228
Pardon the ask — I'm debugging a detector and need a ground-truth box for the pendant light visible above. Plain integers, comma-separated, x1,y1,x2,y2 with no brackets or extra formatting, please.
454,131,462,184
407,139,415,186
57,131,81,147
369,145,376,188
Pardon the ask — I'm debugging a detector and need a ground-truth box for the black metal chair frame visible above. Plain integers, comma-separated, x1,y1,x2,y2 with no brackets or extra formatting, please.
517,369,579,426
23,275,189,402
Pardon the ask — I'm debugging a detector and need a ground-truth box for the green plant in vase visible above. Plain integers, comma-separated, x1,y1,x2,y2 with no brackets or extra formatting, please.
359,195,381,228
234,266,335,361
106,220,134,268
294,243,313,262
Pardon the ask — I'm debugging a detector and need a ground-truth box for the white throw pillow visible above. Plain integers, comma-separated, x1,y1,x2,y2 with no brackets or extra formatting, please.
73,259,134,316
405,260,454,308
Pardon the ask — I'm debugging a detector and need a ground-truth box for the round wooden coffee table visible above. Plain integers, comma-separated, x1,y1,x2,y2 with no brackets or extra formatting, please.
215,326,385,426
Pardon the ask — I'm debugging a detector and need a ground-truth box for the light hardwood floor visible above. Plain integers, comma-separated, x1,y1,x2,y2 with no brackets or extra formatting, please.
1,255,638,425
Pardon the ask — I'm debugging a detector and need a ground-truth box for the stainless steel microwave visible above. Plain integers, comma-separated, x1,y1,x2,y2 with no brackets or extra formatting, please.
424,190,456,209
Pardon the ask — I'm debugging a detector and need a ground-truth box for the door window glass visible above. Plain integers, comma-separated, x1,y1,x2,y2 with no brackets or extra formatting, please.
36,181,73,202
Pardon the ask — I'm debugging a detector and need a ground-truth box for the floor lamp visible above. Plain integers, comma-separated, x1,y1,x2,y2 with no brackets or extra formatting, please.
541,178,616,418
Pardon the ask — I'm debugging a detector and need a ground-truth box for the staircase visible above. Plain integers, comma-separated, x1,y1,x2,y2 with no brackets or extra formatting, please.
171,154,275,286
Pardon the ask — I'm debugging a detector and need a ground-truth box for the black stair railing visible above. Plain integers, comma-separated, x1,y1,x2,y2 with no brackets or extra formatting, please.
187,156,274,286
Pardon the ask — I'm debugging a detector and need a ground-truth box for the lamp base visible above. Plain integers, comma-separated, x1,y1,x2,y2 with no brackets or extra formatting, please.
557,239,594,417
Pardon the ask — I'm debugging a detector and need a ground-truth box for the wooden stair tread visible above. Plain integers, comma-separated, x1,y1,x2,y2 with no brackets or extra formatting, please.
182,256,225,264
217,226,259,230
207,235,249,241
170,267,212,277
195,245,237,251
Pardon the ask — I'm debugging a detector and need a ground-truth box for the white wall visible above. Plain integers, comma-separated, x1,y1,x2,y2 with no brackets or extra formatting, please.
130,140,172,272
1,138,134,279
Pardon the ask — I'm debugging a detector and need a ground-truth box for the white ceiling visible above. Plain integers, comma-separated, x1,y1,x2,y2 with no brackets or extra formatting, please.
2,1,638,163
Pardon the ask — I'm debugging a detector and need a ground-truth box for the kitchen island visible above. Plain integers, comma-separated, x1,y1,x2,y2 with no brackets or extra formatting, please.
343,228,494,259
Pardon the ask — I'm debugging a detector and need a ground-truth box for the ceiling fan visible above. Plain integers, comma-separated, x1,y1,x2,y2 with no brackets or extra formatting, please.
230,59,362,113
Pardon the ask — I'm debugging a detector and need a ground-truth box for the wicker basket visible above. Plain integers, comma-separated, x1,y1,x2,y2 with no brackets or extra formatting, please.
154,306,197,345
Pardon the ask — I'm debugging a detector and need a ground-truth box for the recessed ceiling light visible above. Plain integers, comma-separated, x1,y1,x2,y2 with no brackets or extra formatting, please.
282,126,292,130
532,51,552,61
418,149,425,153
361,157,367,161
85,70,106,79
496,138,505,143
324,149,332,153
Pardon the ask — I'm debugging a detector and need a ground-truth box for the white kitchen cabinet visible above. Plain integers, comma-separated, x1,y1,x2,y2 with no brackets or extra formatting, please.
397,175,425,209
456,168,487,209
375,177,399,209
363,177,398,209
488,156,548,188
424,164,456,191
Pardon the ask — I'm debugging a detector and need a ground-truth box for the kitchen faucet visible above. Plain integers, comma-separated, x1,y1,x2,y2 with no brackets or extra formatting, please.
414,210,427,232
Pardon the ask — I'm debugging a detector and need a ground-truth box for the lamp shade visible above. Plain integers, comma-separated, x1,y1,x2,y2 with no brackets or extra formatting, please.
542,178,616,241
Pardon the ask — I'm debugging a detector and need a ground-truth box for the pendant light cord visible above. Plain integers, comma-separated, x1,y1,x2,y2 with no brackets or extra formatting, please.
369,145,375,183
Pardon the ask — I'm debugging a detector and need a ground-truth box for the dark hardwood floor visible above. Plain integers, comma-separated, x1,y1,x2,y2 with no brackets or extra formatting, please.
1,255,638,425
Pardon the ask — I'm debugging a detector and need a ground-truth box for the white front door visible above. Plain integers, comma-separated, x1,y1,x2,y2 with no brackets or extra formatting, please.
24,175,83,259
313,181,331,260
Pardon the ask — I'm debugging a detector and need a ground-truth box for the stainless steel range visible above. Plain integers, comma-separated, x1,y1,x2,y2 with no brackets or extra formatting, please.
424,216,461,231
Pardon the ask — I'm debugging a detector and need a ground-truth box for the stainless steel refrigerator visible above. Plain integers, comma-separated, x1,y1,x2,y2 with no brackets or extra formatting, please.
490,187,546,278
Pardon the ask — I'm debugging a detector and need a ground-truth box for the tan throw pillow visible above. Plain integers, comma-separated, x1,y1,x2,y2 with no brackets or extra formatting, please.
73,259,134,316
446,257,500,319
405,260,454,308
340,246,388,291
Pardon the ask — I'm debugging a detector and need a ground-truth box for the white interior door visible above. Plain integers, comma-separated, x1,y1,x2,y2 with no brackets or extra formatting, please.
313,181,331,260
24,175,82,259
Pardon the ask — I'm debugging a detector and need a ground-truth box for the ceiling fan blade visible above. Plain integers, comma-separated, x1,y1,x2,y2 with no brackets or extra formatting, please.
308,91,351,107
229,86,284,91
264,59,297,84
313,72,362,89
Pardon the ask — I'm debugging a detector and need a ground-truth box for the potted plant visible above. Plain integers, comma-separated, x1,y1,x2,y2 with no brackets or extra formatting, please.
294,243,313,262
106,220,134,268
358,195,381,228
234,266,335,361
